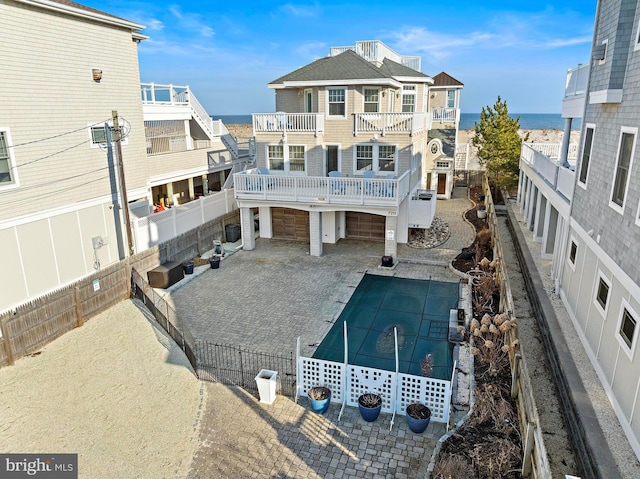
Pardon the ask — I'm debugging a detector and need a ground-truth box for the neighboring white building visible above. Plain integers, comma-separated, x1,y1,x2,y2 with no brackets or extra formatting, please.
235,41,462,260
0,0,249,313
518,0,640,460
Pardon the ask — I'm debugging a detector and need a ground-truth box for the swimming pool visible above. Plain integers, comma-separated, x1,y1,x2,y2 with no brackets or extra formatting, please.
313,274,458,380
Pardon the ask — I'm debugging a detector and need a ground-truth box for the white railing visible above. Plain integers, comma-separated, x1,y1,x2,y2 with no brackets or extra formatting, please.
432,107,458,123
565,63,589,98
234,170,411,207
252,113,324,136
141,82,217,138
131,190,236,252
520,143,575,201
354,112,427,136
527,143,578,160
330,41,421,71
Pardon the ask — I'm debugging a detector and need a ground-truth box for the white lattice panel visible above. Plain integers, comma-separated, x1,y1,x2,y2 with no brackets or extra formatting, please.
299,357,344,402
347,366,395,412
398,373,450,423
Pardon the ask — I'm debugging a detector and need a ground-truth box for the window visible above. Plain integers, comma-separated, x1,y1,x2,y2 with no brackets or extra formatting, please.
594,272,611,314
378,145,395,172
402,85,416,113
578,126,595,186
288,145,305,172
0,130,16,186
446,90,455,108
355,144,396,173
617,300,639,358
268,145,284,171
363,88,380,113
267,144,306,173
568,237,577,269
89,121,128,148
327,88,346,117
436,161,450,169
356,145,373,171
610,128,636,210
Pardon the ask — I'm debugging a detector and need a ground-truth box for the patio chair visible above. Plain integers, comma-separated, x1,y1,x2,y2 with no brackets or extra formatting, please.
329,171,344,194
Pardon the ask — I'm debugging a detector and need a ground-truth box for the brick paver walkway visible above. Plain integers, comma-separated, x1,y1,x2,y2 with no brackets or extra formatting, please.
166,188,475,478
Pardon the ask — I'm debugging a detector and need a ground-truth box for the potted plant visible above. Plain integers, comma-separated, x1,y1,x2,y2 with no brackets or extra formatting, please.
477,205,487,219
358,393,382,422
307,386,331,414
406,403,431,433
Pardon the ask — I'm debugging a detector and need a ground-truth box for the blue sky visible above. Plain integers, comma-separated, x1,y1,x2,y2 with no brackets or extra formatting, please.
84,0,596,115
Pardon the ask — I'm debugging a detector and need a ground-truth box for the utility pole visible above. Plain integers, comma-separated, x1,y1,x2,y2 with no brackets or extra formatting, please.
112,110,134,257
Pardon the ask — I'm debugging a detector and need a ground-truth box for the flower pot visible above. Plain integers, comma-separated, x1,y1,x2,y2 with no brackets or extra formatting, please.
210,256,220,269
406,403,431,433
183,262,194,275
477,208,487,219
308,386,331,414
255,369,277,405
358,393,382,422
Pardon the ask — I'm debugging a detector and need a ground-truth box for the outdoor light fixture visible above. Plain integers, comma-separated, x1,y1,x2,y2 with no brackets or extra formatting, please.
92,69,103,81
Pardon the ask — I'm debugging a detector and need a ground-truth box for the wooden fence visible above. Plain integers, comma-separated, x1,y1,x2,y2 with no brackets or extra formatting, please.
481,176,551,478
0,210,240,369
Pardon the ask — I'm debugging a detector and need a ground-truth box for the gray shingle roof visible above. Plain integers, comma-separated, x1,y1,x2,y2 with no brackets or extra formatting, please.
270,49,429,86
429,129,457,158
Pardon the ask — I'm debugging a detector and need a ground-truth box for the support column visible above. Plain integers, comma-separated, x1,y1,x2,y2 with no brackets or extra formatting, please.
559,118,572,168
309,210,323,257
258,207,272,238
240,207,255,251
384,215,398,261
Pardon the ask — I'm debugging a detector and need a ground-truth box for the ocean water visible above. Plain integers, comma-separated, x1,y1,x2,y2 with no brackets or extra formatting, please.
212,113,580,130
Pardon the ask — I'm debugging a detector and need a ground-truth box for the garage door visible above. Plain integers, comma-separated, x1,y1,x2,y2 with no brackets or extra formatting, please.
272,208,310,241
346,212,385,241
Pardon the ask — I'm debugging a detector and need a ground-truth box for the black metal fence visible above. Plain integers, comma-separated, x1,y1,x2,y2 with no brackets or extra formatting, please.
131,268,297,399
196,341,297,398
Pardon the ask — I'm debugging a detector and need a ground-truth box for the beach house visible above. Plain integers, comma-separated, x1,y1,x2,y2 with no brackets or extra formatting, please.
517,0,640,460
235,41,463,261
0,0,245,314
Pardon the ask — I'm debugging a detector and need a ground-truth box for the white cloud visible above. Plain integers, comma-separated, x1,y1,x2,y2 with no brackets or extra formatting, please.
280,3,319,17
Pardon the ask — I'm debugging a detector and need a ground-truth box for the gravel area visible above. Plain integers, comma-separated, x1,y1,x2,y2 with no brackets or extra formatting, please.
0,300,203,479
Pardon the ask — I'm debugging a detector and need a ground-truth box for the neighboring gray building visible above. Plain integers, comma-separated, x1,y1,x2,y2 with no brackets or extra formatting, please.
518,0,640,460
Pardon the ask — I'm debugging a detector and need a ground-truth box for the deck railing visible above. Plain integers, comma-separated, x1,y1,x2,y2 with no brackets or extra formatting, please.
252,113,324,136
520,143,575,201
432,107,458,123
354,112,427,136
526,143,577,161
565,64,589,99
234,170,411,207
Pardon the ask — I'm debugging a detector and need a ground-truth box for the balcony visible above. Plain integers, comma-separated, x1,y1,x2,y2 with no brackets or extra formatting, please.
521,143,575,201
431,107,459,124
562,63,588,118
354,113,428,136
330,40,421,71
253,113,324,136
234,169,412,208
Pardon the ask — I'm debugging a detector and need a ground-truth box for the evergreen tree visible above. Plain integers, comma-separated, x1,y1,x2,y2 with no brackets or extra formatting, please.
472,96,528,189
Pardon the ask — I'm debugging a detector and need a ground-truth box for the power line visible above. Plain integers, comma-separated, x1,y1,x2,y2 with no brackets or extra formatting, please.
10,138,92,171
7,119,112,149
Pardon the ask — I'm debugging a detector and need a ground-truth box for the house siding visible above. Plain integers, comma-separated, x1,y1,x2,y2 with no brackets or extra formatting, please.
0,0,147,221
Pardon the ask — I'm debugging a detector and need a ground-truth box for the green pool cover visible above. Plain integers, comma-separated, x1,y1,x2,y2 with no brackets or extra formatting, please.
313,274,458,380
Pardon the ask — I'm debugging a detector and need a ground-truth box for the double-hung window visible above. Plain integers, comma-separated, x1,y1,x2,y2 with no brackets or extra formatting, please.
402,85,416,113
610,128,636,211
446,90,455,108
267,144,306,173
578,125,595,187
327,88,346,117
363,88,380,113
0,129,16,186
355,144,397,173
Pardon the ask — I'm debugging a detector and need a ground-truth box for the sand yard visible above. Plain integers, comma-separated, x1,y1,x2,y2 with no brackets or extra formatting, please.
0,299,203,479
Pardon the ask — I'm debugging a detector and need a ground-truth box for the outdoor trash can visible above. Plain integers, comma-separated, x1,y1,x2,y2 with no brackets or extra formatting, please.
225,224,241,243
255,369,277,405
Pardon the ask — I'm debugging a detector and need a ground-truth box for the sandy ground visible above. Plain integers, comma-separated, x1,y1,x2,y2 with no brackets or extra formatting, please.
0,300,203,479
